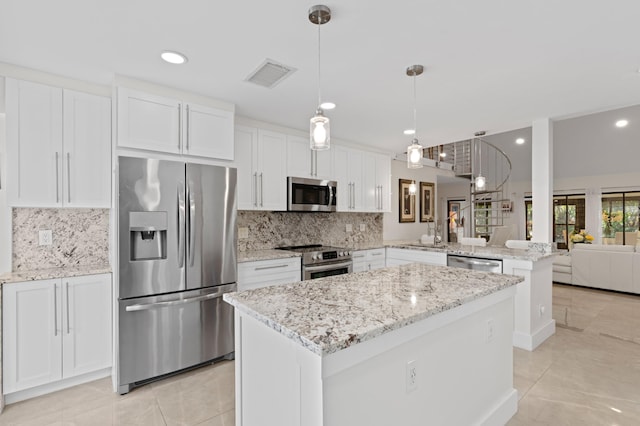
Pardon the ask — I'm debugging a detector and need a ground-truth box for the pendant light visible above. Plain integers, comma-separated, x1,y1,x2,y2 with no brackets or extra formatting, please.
406,65,424,168
309,5,331,151
474,131,486,189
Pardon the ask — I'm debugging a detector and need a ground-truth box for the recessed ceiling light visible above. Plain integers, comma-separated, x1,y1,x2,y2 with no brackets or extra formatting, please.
439,152,447,157
616,119,628,128
403,129,415,135
320,102,336,110
161,51,188,64
516,138,525,145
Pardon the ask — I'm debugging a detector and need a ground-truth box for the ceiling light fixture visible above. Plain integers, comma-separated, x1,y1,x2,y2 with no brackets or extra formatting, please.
440,152,447,158
309,5,332,151
320,101,336,110
409,181,417,194
516,138,525,145
616,119,629,128
161,51,188,64
403,129,415,135
474,131,486,190
406,65,424,169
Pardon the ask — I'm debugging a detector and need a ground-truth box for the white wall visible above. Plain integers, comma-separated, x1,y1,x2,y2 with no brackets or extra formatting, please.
383,159,454,241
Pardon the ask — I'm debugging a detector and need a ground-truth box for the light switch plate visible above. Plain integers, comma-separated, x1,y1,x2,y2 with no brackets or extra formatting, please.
39,230,53,246
346,224,353,232
359,224,366,232
238,227,249,239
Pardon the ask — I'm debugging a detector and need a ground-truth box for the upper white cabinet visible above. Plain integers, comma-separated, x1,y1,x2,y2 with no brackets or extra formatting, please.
235,125,287,211
117,87,234,160
6,79,111,208
334,146,364,211
286,135,332,180
2,273,112,395
363,153,391,212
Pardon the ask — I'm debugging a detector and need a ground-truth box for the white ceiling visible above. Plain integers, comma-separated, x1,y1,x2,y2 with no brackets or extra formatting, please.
2,1,640,155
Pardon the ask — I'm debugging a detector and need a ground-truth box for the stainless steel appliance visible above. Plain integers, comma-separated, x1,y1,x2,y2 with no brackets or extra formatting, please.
287,176,337,212
117,156,237,394
278,244,352,280
447,255,503,273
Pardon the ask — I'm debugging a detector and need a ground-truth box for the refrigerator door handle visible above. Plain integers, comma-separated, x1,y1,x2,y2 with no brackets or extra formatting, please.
187,183,196,267
125,291,225,312
177,183,186,268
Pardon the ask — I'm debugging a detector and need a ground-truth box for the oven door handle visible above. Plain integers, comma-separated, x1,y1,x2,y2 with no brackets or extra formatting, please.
304,260,353,272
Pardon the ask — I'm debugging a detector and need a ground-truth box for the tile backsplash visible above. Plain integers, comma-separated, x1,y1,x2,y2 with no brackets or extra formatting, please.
238,211,382,251
12,208,110,271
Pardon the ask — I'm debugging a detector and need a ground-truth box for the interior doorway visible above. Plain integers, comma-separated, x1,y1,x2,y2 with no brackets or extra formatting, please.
447,199,465,243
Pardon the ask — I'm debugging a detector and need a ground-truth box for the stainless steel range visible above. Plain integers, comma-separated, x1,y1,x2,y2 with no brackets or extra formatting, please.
278,244,352,280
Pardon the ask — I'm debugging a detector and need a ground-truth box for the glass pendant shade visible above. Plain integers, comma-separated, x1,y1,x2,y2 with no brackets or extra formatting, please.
407,139,423,169
409,181,417,194
475,175,486,189
310,110,330,150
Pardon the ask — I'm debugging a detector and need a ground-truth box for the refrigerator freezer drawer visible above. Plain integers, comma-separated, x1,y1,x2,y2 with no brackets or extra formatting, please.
118,284,235,393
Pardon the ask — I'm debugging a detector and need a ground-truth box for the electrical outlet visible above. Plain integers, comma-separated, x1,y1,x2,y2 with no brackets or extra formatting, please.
359,223,366,232
406,360,418,392
238,227,249,239
39,230,53,246
487,319,494,342
346,224,353,232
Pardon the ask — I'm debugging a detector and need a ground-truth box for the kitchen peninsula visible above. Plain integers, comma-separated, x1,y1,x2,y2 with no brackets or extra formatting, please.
224,263,523,426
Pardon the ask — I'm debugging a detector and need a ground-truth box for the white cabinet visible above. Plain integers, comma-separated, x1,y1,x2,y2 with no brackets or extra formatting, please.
117,88,234,160
385,248,447,267
6,79,111,208
287,135,332,180
363,153,391,212
352,248,386,273
334,146,364,211
3,274,112,395
238,258,301,291
235,125,287,211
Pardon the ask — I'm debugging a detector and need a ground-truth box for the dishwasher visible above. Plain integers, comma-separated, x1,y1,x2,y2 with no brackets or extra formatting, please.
447,255,503,273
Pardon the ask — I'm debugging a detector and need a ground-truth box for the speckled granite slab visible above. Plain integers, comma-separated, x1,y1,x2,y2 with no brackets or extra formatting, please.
385,241,556,261
224,263,523,356
238,249,302,263
0,264,112,285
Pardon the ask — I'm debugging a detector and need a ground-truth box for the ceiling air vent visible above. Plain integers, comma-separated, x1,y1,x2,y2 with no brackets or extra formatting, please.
245,59,297,88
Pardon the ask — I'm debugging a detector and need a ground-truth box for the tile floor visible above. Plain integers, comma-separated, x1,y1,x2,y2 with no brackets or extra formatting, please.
0,283,638,425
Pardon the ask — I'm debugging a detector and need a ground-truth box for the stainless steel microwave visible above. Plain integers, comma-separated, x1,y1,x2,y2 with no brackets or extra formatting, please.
287,177,337,212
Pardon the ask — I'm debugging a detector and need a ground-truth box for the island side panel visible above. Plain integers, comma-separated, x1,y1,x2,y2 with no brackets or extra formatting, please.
321,294,516,426
504,257,555,351
234,310,323,426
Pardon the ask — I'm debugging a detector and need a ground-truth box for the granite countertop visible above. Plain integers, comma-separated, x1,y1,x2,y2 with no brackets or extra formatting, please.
0,264,112,285
238,249,302,263
384,240,557,262
224,263,523,356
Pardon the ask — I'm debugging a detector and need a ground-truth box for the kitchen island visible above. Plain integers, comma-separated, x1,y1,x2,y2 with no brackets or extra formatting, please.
224,263,523,426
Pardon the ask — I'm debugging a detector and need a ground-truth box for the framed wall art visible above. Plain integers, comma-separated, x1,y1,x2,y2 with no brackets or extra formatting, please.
398,179,416,223
419,182,435,222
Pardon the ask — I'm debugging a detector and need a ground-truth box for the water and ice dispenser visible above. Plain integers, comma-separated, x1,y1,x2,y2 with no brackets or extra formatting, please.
129,211,167,261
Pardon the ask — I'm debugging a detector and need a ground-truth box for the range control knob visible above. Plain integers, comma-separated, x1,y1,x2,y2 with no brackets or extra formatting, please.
339,251,344,256
346,251,351,256
311,254,318,260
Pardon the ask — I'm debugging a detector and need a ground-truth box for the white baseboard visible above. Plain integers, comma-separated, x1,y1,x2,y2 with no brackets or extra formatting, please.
479,388,518,426
4,368,112,405
512,319,556,351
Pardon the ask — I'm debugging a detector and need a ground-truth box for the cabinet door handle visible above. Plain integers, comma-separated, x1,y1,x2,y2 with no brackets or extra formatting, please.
186,104,190,151
66,282,70,334
254,264,289,271
253,173,258,207
67,153,71,203
53,284,58,337
55,152,60,203
259,173,264,207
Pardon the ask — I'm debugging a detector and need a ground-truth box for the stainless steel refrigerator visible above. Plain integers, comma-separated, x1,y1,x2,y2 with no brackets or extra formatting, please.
117,156,237,394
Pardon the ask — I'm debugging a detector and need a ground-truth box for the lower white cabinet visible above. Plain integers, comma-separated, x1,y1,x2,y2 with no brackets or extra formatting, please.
352,248,386,273
2,273,112,396
238,258,301,291
385,248,447,267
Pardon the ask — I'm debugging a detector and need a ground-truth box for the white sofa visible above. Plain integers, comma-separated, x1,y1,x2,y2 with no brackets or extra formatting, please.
552,244,640,294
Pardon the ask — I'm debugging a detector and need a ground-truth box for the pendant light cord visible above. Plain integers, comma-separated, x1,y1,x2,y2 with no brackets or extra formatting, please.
317,22,322,108
413,73,417,138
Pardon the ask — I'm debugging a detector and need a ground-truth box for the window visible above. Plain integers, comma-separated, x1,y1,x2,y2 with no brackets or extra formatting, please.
601,192,640,245
524,194,585,248
553,195,585,250
474,201,491,239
